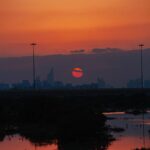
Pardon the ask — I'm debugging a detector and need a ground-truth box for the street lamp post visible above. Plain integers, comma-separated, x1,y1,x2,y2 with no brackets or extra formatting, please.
139,44,145,148
30,43,37,89
139,44,144,89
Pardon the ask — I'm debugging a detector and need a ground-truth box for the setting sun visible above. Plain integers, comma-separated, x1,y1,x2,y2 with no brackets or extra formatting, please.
72,68,84,78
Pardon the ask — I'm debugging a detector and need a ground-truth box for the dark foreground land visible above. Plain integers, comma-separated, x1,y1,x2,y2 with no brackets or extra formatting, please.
0,89,150,149
1,88,150,111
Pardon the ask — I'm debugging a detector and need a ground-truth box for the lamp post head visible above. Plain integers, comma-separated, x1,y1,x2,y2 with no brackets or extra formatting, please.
139,44,144,47
30,43,37,46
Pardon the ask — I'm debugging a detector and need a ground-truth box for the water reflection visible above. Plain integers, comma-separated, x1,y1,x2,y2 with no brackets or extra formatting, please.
0,134,111,150
1,112,150,150
106,112,150,150
0,135,58,150
0,122,113,150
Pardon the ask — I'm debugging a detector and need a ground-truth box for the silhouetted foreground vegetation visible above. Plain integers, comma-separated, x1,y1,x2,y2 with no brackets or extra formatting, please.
0,89,149,149
0,122,113,149
0,89,150,112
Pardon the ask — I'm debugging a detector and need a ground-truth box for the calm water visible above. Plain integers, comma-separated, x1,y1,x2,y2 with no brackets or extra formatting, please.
0,112,150,150
0,135,58,150
105,112,150,150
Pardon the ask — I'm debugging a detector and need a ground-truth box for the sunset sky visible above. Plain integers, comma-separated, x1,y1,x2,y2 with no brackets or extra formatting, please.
0,0,150,56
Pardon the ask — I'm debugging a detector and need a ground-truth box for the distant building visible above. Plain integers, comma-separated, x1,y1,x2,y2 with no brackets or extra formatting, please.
0,83,10,90
21,80,31,89
35,76,42,89
54,81,64,89
144,80,150,88
47,68,54,86
65,83,73,89
97,77,106,88
127,79,141,88
12,80,31,89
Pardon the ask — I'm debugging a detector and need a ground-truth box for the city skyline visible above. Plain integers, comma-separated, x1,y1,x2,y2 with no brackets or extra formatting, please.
1,69,150,89
0,48,150,87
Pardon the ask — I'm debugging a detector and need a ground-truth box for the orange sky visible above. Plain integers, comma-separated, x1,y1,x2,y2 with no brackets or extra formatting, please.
0,0,150,56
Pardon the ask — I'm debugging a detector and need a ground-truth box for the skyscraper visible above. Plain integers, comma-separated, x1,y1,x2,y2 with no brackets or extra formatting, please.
47,68,54,86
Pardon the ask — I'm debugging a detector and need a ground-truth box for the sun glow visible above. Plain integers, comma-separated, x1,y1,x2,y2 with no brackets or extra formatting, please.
72,68,84,78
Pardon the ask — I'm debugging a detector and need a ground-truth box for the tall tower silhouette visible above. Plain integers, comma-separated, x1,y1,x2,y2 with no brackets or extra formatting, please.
30,43,37,89
139,44,144,89
47,68,54,85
